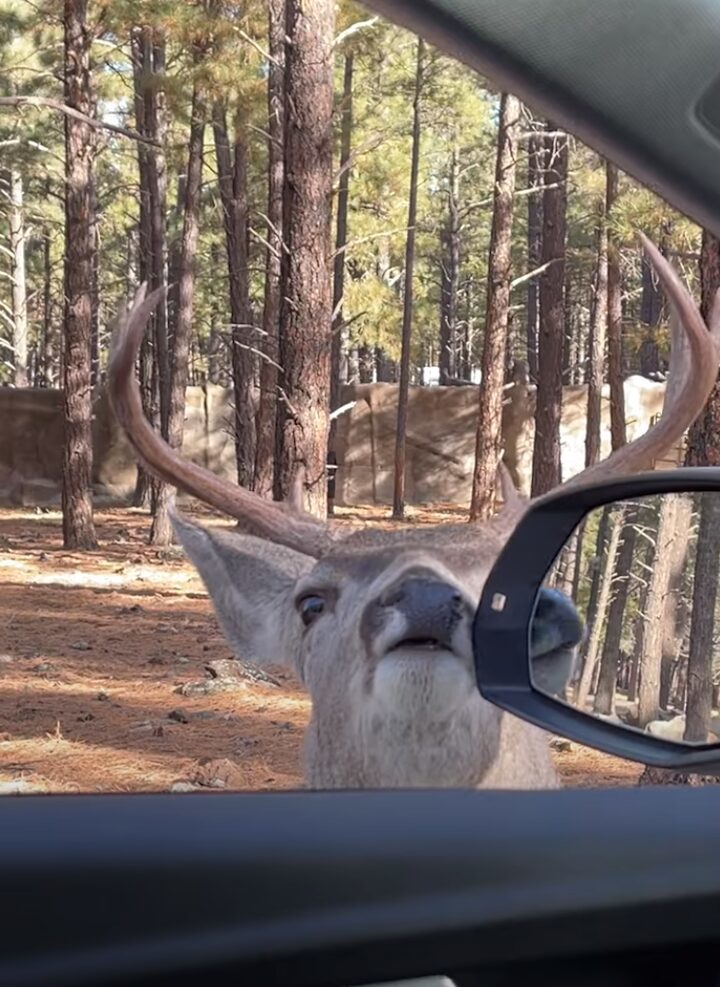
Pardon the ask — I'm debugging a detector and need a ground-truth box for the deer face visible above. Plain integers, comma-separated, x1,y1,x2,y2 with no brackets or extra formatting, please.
172,516,583,787
108,235,720,789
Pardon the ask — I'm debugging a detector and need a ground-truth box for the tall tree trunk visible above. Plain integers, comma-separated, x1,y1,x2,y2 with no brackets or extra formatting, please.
606,162,625,450
683,230,720,741
145,36,169,408
328,51,354,514
358,345,374,382
254,0,285,497
685,493,720,741
590,162,629,713
41,228,54,386
637,495,683,727
526,129,544,383
62,0,97,550
213,100,254,488
9,167,28,388
330,52,353,406
439,145,460,383
392,38,424,519
593,505,637,714
575,506,623,709
531,126,568,495
130,30,154,507
638,223,670,376
659,496,692,708
147,35,170,515
470,93,520,520
276,0,335,516
584,190,609,468
90,179,99,385
150,81,206,545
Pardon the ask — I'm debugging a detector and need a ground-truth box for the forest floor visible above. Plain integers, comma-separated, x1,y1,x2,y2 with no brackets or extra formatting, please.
0,503,643,795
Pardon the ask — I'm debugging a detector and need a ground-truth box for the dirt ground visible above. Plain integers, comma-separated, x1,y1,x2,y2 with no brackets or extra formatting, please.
0,503,642,795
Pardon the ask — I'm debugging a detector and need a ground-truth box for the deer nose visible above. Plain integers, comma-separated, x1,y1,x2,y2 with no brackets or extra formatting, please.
530,587,584,659
381,577,465,647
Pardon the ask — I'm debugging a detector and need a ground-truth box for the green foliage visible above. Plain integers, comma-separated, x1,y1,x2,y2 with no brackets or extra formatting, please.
0,0,705,387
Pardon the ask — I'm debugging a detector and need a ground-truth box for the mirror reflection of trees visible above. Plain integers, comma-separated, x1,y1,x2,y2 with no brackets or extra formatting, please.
543,492,720,744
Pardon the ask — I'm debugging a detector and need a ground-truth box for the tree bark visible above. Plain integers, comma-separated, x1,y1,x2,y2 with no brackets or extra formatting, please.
9,167,28,388
470,93,520,520
130,30,154,507
683,230,720,741
584,187,608,468
131,30,168,512
531,126,568,495
41,228,54,386
637,495,683,727
593,504,638,714
213,100,254,488
606,162,625,450
150,80,206,545
439,145,460,383
145,35,169,425
276,0,335,516
61,0,97,550
392,38,424,519
328,51,354,514
526,129,545,383
254,0,285,498
575,506,623,709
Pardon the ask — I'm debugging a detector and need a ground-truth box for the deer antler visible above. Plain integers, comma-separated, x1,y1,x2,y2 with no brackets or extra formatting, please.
107,284,336,558
558,233,720,491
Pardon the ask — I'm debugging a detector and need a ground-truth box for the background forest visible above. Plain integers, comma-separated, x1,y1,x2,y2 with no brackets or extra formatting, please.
1,0,720,773
1,0,711,532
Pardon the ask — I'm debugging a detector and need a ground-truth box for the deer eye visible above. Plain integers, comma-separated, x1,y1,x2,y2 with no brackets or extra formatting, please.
298,594,326,626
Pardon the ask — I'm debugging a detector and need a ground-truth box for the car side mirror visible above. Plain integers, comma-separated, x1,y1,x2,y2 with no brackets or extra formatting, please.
473,468,720,774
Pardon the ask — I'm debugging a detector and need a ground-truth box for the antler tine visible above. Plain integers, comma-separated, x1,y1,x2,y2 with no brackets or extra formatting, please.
560,234,720,491
107,285,335,558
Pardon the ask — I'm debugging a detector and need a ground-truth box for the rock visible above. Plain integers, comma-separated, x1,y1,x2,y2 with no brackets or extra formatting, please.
0,779,39,795
205,658,280,687
176,679,246,697
169,781,199,793
168,708,191,724
71,640,92,652
191,757,246,790
130,720,164,738
31,661,58,678
637,766,720,786
549,736,574,753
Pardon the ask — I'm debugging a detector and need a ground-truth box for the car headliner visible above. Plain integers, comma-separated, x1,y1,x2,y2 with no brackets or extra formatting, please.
365,0,720,241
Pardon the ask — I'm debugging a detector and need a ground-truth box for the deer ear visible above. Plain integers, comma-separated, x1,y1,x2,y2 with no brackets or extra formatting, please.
170,512,315,671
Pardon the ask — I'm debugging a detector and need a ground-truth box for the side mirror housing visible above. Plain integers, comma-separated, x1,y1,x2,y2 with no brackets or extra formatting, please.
473,467,720,774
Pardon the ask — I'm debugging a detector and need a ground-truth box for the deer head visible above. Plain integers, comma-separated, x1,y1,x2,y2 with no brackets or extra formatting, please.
108,235,720,789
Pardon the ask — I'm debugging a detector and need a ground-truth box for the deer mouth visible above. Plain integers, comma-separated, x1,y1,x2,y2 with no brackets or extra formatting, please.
387,636,453,653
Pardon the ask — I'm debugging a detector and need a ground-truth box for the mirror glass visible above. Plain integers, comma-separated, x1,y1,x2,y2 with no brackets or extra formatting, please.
531,491,720,747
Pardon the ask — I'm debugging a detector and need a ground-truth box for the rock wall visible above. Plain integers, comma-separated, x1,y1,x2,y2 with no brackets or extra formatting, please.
332,375,683,506
0,376,681,508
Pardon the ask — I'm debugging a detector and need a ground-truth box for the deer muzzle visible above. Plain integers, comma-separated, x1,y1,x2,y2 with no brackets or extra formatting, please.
378,576,471,655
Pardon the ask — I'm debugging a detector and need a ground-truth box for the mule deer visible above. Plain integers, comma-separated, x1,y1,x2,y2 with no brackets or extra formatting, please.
109,235,720,789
